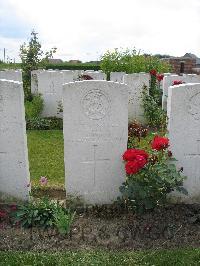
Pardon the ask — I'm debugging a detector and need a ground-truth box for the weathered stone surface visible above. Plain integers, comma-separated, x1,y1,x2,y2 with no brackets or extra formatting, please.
0,70,22,82
0,79,30,200
63,81,128,205
123,73,149,123
110,72,125,83
167,83,200,203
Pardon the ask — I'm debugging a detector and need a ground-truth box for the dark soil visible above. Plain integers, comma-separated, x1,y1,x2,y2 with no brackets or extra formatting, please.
0,204,200,251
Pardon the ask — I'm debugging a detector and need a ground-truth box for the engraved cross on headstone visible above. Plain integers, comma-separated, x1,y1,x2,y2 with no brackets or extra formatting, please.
185,139,200,157
0,94,6,155
49,81,56,93
81,144,110,186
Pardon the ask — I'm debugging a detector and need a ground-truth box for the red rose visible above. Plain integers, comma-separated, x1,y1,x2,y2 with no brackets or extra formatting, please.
172,80,183,86
150,69,157,76
151,136,169,151
122,149,149,161
135,155,147,168
156,74,164,82
125,160,141,175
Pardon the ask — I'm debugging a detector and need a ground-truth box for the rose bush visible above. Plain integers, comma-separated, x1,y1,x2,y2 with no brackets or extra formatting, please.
119,135,187,213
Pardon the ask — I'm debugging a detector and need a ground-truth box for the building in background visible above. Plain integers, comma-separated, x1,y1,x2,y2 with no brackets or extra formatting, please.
162,53,200,74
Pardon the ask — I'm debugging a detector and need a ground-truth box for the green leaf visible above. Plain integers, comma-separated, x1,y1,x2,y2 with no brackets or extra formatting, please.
176,186,188,195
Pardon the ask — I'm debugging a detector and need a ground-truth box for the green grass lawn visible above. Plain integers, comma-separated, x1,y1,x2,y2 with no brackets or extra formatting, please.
27,130,64,188
0,249,200,266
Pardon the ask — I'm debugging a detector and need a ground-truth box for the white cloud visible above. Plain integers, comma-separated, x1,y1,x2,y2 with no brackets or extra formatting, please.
1,0,200,62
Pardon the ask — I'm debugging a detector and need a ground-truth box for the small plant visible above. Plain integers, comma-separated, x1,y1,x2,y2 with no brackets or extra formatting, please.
54,208,76,235
13,197,59,228
12,177,75,234
25,93,44,120
119,135,187,213
26,117,63,130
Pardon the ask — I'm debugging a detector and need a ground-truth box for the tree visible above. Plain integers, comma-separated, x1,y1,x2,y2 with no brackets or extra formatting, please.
20,30,56,100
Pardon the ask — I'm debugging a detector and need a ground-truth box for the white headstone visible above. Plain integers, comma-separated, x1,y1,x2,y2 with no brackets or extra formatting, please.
37,70,66,117
162,75,184,110
183,74,200,84
167,83,200,203
62,70,74,84
0,79,30,200
0,70,22,82
123,73,149,123
31,69,44,94
63,81,128,205
110,72,126,83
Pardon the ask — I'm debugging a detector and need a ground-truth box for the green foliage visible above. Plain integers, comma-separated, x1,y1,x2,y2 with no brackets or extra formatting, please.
54,209,76,235
25,94,44,120
120,138,187,214
0,63,21,70
142,85,167,129
20,30,56,100
100,48,171,76
45,63,100,71
13,197,59,228
12,197,75,232
26,117,63,130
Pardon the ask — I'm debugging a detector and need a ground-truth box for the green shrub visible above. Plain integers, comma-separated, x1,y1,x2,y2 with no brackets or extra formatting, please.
45,63,100,71
100,48,171,76
26,117,63,130
12,197,75,233
25,94,44,120
0,63,21,70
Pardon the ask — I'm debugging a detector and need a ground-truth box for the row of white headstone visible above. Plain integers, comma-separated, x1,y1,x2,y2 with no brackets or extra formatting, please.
1,71,200,204
31,70,150,123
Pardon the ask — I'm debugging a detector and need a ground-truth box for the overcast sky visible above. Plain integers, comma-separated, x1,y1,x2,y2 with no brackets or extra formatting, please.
0,0,200,62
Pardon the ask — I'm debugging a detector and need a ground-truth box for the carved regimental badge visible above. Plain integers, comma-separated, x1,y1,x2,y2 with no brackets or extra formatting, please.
81,90,110,120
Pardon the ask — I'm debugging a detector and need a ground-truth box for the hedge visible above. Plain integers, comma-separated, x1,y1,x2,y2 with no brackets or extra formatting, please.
45,63,101,71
